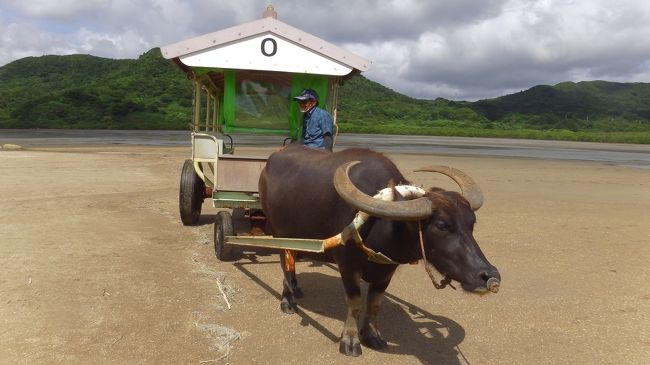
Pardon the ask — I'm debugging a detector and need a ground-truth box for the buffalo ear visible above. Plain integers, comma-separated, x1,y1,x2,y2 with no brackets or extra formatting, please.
386,179,408,202
394,188,408,202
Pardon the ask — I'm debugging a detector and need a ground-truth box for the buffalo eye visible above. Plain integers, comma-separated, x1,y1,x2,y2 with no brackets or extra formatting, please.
434,219,450,231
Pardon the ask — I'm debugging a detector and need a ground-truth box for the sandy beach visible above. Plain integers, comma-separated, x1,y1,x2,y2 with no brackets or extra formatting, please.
0,144,648,364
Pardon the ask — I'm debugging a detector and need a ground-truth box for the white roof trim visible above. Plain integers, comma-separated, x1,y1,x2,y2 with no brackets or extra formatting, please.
161,17,370,75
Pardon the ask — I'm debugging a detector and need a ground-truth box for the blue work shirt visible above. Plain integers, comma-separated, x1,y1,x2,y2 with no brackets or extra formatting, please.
301,106,333,149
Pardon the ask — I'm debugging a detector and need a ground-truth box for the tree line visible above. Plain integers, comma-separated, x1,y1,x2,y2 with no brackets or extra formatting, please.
1,48,649,143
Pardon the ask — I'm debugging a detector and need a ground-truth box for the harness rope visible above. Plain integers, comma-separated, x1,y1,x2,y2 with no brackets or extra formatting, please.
417,221,456,290
325,184,454,290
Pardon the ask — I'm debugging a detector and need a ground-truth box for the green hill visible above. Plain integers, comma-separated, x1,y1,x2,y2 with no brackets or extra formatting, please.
1,48,650,143
469,81,650,132
338,75,487,128
0,49,191,129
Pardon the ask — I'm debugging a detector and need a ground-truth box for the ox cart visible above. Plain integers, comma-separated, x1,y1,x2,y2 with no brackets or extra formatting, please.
161,8,502,358
161,6,371,260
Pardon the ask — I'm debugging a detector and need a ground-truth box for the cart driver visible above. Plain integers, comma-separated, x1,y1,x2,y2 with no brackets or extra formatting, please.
293,88,334,151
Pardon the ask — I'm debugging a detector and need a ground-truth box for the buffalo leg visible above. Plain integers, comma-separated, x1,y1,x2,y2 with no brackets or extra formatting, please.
280,250,302,314
359,279,391,350
339,270,363,356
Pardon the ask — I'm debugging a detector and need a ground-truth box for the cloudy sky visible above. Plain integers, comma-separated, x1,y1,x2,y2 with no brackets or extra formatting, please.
1,0,650,101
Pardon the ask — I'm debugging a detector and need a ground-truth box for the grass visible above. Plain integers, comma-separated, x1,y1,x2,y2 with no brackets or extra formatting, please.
337,123,650,144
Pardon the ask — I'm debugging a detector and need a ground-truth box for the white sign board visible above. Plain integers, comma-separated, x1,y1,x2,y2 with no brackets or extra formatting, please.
180,33,353,76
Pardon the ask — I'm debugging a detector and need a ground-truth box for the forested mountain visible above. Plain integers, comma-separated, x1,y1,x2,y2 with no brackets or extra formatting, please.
467,81,650,131
0,49,190,129
1,48,650,142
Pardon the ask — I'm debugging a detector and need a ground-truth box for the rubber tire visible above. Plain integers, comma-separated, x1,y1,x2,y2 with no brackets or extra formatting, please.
179,159,205,226
214,211,236,261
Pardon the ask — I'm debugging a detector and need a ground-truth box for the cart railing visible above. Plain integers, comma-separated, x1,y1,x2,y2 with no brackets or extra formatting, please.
191,132,221,187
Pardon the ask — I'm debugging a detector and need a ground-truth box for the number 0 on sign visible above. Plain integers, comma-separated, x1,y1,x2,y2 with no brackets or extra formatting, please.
261,38,277,57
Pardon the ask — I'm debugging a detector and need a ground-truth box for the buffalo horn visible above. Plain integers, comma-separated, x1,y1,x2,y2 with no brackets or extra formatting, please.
414,166,484,211
333,161,433,220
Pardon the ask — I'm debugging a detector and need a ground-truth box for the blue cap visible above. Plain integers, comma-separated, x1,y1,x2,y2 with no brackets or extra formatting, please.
293,88,319,101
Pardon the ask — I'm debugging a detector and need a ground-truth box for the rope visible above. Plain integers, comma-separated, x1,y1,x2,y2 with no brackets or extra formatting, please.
418,221,456,290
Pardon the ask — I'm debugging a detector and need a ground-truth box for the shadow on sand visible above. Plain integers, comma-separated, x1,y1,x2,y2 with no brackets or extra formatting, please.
233,257,469,364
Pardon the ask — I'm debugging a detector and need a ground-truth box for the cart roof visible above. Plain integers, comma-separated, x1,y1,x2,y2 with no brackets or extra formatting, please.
161,6,371,76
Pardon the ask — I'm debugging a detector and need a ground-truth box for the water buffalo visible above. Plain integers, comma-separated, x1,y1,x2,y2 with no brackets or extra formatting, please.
258,143,500,356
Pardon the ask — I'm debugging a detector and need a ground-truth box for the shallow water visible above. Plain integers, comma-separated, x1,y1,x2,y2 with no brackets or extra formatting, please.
1,129,649,168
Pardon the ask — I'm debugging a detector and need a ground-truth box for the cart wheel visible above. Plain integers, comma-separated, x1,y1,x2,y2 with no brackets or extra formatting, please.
179,159,205,225
214,211,236,261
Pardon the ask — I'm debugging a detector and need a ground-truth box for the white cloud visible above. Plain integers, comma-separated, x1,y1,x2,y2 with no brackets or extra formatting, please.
4,0,107,18
74,27,150,59
0,21,77,61
366,0,650,100
1,0,650,100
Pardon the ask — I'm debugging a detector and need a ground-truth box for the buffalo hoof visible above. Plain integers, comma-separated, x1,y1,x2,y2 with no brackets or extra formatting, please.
280,298,296,314
359,331,388,350
339,335,362,357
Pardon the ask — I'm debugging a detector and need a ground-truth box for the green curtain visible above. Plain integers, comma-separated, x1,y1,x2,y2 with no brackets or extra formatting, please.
222,70,236,133
220,70,331,137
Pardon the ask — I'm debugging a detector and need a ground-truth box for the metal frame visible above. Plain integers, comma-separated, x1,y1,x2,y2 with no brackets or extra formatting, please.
225,236,331,253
